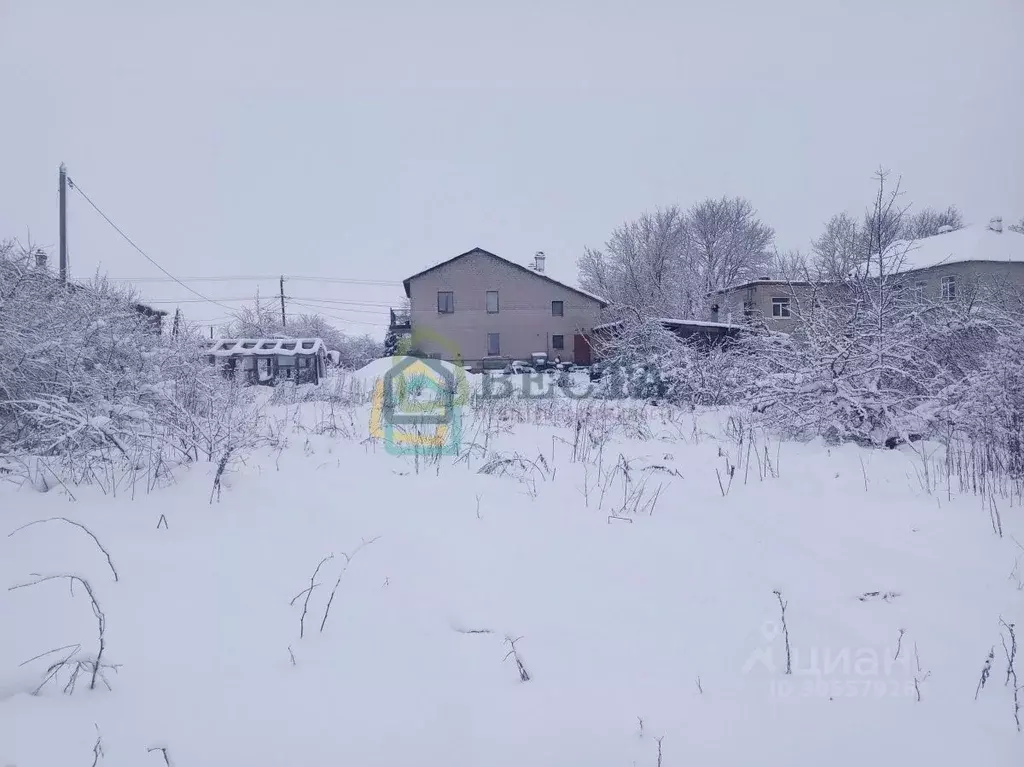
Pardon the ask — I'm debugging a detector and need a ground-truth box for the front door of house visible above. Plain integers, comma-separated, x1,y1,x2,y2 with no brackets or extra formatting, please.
573,334,592,365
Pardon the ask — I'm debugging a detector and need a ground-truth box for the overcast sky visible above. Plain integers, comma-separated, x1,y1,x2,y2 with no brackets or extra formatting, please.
2,0,1022,335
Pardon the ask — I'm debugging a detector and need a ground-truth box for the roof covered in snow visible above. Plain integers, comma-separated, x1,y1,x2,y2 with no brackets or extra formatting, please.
206,338,326,358
593,317,742,332
894,223,1024,273
402,247,609,307
712,278,812,295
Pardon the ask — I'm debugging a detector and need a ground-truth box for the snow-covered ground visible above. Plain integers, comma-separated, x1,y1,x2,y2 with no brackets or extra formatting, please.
1,392,1022,766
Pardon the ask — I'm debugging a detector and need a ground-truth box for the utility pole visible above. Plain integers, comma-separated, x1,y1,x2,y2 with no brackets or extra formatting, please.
279,275,287,328
58,163,68,283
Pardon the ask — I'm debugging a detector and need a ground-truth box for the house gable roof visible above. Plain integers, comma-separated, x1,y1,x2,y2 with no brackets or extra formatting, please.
894,224,1024,273
711,279,812,296
403,247,608,307
204,338,326,358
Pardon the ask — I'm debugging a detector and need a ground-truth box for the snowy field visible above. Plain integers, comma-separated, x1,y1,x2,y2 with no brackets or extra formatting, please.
1,382,1023,766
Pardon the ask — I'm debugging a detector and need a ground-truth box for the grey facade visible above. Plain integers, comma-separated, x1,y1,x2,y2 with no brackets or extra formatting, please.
394,248,607,368
710,228,1024,332
709,279,817,332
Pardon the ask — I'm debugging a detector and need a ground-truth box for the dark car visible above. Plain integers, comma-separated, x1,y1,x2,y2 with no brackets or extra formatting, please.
589,360,611,382
590,360,671,398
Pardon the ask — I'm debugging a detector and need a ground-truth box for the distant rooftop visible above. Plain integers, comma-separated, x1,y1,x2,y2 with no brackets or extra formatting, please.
593,317,741,332
402,247,608,307
716,220,1024,293
204,338,326,357
894,221,1024,273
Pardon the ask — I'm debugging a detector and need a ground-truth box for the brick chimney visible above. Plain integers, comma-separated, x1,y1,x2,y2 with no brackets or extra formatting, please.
34,249,48,269
533,251,546,273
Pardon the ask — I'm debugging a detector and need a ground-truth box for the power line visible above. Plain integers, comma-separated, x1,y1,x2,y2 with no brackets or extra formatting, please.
285,303,386,328
92,274,401,286
133,296,264,304
136,296,395,307
65,177,237,312
287,296,393,308
287,299,387,316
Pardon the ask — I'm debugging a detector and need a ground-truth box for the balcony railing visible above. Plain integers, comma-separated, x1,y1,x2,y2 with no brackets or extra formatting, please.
389,308,411,330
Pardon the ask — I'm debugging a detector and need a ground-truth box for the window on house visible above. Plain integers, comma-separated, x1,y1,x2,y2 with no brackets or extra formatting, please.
771,297,791,318
487,333,500,356
941,276,957,301
437,291,454,313
486,291,499,313
551,300,564,317
552,334,564,350
911,281,927,302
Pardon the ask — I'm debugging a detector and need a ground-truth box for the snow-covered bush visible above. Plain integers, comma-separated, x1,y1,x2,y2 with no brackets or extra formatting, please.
737,269,1021,448
0,242,259,490
737,276,945,445
923,331,1024,491
592,314,743,406
660,340,745,407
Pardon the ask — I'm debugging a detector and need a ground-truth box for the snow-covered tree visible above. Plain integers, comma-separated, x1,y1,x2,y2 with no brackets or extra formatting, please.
684,196,775,297
577,206,690,318
810,212,862,281
225,302,382,369
0,241,259,484
739,171,959,445
901,205,964,240
383,328,399,356
578,198,774,320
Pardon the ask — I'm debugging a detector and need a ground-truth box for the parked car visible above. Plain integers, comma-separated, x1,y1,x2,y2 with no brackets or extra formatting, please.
503,360,536,375
589,360,670,398
589,360,611,382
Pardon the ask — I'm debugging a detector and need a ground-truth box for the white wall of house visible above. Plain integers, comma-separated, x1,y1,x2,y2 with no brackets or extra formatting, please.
406,250,605,364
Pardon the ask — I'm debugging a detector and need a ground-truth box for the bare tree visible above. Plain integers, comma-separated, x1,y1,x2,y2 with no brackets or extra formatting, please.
684,196,775,297
773,249,811,282
901,204,964,240
577,206,689,317
227,292,280,338
1009,216,1024,235
227,300,382,367
862,168,910,278
810,212,862,281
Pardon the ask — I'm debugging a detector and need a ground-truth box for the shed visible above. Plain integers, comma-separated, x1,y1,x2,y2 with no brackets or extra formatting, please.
205,337,327,386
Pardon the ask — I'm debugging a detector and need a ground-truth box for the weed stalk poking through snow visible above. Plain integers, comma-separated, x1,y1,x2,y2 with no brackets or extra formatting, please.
975,647,995,700
320,536,381,633
209,445,235,503
8,517,119,582
503,636,531,682
91,725,103,766
913,642,930,702
147,746,173,766
999,619,1021,732
773,589,792,675
291,555,334,640
10,574,109,691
